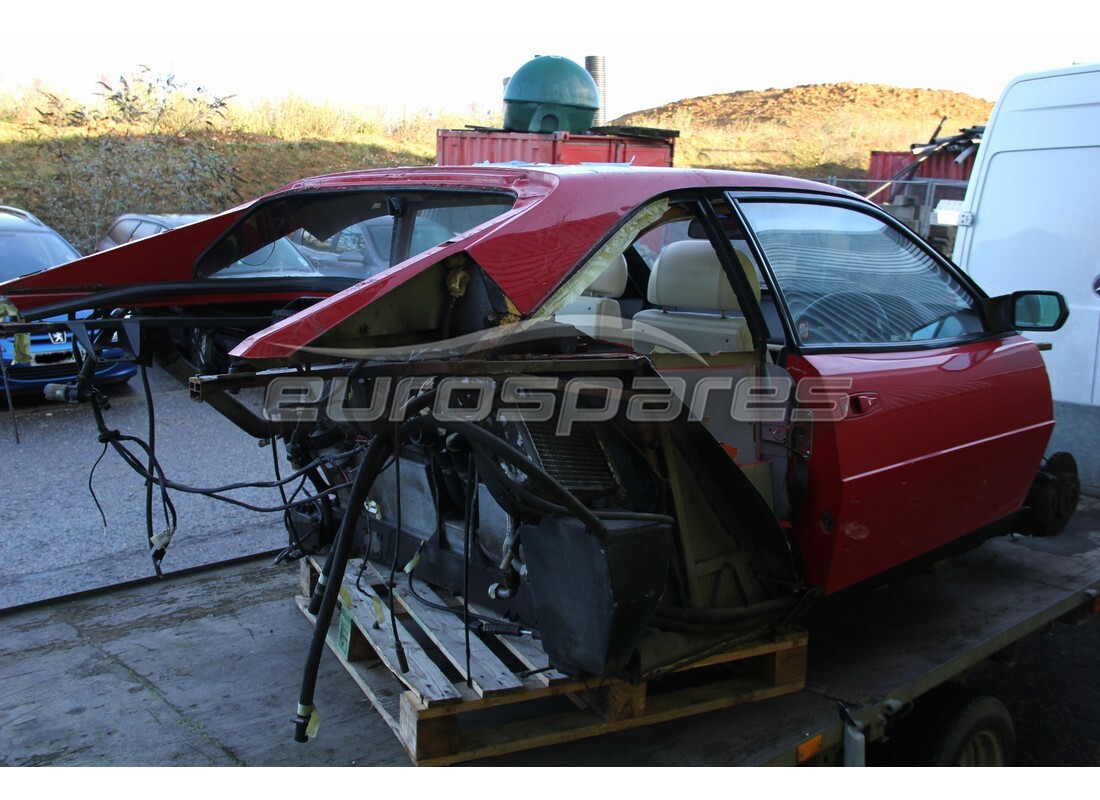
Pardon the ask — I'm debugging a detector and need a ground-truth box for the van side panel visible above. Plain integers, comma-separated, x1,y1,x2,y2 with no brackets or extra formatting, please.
953,64,1100,492
960,147,1100,405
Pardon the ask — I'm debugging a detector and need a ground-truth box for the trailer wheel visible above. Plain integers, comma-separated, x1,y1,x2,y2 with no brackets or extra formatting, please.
188,327,216,374
1021,452,1080,537
925,695,1015,766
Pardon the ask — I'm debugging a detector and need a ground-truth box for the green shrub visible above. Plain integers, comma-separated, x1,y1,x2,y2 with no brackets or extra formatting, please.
11,69,240,252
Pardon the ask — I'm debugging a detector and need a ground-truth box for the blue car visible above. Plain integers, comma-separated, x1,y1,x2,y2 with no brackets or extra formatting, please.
1,207,136,397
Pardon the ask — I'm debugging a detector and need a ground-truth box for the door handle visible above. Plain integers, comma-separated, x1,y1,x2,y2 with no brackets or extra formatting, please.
846,392,880,418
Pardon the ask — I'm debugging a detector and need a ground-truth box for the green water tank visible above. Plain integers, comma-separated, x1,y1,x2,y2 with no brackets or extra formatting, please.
503,56,600,134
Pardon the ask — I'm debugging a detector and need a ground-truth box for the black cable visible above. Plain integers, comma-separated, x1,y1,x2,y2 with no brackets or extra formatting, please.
85,377,357,583
148,449,362,494
94,424,356,513
272,428,308,563
140,365,168,574
463,453,477,688
405,571,508,626
163,481,354,514
89,401,363,494
87,412,361,508
87,442,110,530
89,387,178,553
353,514,376,597
387,427,409,674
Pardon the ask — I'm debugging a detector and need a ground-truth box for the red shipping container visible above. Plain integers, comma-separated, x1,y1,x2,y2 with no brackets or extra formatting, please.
869,150,975,183
437,129,675,168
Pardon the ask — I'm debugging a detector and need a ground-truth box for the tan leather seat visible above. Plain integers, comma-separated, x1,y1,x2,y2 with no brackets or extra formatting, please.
555,254,629,341
633,240,759,354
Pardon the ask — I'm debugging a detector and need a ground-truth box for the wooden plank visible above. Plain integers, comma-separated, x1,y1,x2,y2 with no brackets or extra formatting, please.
399,692,460,762
299,558,316,598
583,682,648,722
354,560,526,698
757,642,808,689
686,629,808,670
295,597,403,731
418,674,801,766
337,605,380,664
492,630,573,686
332,573,463,707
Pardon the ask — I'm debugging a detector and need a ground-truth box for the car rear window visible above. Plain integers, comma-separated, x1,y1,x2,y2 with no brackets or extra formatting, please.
0,231,80,280
196,190,514,280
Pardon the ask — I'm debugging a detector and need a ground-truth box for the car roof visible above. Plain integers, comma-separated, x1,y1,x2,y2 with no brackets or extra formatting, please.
0,164,857,349
232,166,853,360
272,163,839,197
109,213,211,229
0,206,80,248
0,206,51,232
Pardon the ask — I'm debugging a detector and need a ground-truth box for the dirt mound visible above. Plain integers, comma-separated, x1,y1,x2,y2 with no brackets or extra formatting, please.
616,83,992,130
612,83,993,176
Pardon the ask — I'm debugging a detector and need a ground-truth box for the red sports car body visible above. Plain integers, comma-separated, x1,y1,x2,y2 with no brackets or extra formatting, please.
0,165,1074,684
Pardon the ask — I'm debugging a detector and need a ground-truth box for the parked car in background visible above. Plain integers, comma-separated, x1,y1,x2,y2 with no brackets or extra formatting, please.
289,213,454,278
95,212,324,372
0,207,135,397
96,213,210,252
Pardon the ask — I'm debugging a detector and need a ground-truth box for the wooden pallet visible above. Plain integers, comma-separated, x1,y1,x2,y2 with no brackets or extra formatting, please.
296,556,807,766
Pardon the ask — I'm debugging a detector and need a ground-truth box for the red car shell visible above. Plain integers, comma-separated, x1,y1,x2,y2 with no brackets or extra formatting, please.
0,165,1061,595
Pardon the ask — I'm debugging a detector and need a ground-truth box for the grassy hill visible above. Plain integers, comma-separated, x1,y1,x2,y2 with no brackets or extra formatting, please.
0,74,992,252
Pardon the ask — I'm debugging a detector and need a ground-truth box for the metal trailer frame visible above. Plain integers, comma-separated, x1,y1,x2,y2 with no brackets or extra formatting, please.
761,514,1100,765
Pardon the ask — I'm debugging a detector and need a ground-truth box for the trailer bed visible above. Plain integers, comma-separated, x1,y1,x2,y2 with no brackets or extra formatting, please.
3,500,1098,766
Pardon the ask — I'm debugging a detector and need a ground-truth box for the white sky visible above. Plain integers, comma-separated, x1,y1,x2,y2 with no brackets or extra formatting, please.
4,1,1098,121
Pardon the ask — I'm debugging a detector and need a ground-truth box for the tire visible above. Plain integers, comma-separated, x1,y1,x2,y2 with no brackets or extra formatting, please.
925,694,1015,766
1021,452,1080,537
188,327,222,375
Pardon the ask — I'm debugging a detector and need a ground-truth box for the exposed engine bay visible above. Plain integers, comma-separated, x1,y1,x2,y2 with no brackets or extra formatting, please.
274,354,806,684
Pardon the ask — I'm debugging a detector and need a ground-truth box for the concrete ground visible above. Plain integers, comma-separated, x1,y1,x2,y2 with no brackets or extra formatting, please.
0,557,409,767
3,506,1098,768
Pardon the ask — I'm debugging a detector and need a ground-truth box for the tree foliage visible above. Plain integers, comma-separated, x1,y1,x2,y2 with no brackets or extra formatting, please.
18,69,240,252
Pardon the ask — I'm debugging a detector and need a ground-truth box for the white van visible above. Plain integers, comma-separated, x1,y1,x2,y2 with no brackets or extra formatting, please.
953,62,1100,492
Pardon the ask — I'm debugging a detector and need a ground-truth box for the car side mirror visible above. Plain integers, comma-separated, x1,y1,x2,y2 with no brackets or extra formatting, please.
985,291,1069,333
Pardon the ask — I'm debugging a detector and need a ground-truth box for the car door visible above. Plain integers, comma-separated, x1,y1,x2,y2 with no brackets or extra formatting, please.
736,197,1055,594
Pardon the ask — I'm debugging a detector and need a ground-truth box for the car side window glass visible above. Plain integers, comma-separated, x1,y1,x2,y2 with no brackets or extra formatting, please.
132,221,165,241
109,219,140,245
409,216,454,256
739,201,983,347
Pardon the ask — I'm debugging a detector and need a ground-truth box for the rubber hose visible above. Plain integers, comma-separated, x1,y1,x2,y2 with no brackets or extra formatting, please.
295,429,396,742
